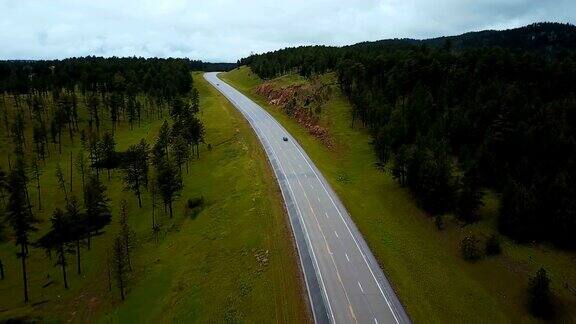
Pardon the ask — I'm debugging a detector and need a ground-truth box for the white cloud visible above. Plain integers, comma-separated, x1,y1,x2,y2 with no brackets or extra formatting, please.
0,0,573,62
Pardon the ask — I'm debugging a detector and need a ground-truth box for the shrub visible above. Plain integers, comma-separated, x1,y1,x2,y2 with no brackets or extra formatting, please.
528,268,554,319
485,234,502,256
460,235,481,261
434,214,444,231
187,196,204,209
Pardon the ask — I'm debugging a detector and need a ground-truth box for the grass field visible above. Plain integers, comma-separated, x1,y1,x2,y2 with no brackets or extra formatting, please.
0,72,308,323
220,66,576,323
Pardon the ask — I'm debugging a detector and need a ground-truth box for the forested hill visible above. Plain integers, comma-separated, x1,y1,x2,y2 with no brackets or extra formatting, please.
189,61,237,72
239,22,576,249
354,22,576,54
422,22,576,53
241,22,576,77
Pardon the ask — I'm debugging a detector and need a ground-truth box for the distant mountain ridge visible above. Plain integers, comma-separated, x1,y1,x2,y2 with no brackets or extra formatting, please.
350,22,576,54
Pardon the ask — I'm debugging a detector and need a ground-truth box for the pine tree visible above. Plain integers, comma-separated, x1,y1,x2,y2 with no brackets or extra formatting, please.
119,200,135,271
65,196,83,275
456,169,484,224
75,150,89,200
154,120,171,160
56,163,68,202
190,88,199,114
112,236,129,300
121,140,149,207
98,132,117,180
86,93,100,131
171,137,189,174
5,162,39,303
83,175,112,248
156,160,182,219
37,208,71,288
31,158,42,210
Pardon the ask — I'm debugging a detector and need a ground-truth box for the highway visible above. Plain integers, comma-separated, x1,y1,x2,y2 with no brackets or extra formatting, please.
204,72,410,324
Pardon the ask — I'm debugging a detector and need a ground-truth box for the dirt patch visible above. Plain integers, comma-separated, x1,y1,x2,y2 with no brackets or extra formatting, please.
255,81,333,148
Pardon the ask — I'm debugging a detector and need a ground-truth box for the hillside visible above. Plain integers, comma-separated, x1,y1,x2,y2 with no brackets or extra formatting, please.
220,66,576,322
240,22,576,248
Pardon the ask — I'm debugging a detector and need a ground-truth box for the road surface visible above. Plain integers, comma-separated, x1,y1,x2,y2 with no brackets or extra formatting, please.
204,72,410,324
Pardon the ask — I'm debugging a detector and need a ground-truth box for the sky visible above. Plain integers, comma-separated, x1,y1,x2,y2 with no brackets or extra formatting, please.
0,0,574,62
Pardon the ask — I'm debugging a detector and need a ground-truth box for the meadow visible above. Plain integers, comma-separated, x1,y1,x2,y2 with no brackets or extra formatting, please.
0,72,308,323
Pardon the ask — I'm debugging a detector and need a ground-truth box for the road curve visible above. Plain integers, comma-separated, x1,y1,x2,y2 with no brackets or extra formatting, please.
204,72,410,324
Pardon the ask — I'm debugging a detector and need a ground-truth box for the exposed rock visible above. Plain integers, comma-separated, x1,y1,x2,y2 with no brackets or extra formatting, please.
255,82,333,148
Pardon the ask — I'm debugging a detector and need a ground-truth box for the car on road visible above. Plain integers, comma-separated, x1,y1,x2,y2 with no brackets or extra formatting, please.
282,136,288,141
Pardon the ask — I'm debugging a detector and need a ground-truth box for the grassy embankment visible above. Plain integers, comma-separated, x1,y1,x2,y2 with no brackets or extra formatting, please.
0,72,308,323
220,66,576,323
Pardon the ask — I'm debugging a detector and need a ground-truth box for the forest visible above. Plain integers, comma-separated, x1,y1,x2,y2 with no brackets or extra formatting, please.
240,22,576,249
0,56,205,305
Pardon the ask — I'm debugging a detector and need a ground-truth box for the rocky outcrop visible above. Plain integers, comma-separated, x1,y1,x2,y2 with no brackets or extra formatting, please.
255,82,333,148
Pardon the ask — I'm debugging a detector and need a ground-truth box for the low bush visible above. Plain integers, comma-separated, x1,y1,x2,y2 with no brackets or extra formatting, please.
434,214,444,231
460,235,481,261
528,268,555,319
188,196,204,209
485,234,502,256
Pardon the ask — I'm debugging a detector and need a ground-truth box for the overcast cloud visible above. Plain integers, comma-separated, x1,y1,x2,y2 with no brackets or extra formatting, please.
0,0,574,62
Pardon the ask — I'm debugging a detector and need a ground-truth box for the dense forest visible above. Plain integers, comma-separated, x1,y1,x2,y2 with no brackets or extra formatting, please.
0,56,205,303
240,22,576,249
0,57,235,96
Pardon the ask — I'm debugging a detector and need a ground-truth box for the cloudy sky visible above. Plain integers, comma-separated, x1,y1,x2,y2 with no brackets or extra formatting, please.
0,0,574,62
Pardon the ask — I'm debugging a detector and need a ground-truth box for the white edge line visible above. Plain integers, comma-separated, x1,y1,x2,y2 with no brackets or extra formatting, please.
237,74,403,324
206,73,336,323
290,132,401,324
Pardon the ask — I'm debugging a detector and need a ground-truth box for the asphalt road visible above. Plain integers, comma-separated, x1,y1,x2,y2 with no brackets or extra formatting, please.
204,72,410,324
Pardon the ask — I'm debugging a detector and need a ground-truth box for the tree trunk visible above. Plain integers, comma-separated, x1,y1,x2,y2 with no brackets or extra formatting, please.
80,168,85,203
118,265,125,300
60,244,68,289
76,240,82,275
35,168,42,211
70,152,73,192
24,185,33,222
168,200,173,218
126,245,132,272
20,244,29,303
107,261,112,292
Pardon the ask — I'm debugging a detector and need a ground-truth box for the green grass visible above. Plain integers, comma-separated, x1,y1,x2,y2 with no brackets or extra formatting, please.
0,72,308,323
0,99,165,322
220,66,576,323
